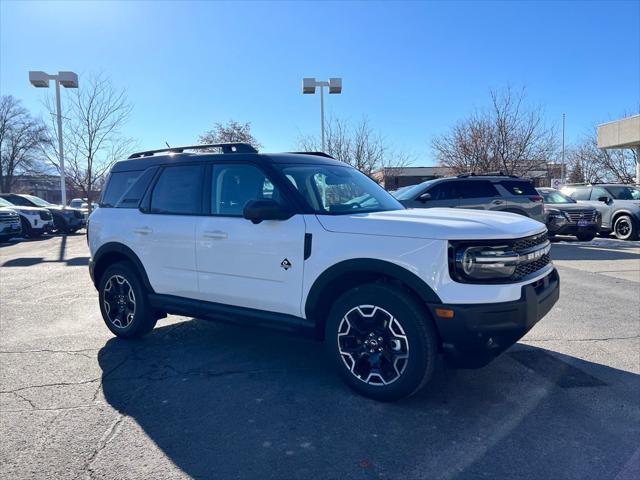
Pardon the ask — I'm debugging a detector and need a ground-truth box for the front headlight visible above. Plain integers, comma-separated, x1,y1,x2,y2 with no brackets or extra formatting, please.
455,245,518,280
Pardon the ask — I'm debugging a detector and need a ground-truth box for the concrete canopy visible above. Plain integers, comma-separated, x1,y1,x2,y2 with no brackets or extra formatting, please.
597,115,640,149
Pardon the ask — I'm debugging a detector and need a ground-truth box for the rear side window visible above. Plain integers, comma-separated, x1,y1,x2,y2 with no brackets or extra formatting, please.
150,165,203,215
500,180,537,196
458,181,500,199
101,171,143,207
115,167,158,208
571,188,591,200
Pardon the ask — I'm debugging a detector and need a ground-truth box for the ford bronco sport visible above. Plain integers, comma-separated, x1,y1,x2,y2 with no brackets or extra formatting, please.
88,143,559,401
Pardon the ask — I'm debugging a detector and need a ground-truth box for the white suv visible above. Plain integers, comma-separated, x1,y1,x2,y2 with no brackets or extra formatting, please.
88,143,559,401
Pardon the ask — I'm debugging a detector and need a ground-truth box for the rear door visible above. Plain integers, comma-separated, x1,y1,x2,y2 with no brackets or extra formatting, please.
456,180,502,211
131,164,203,299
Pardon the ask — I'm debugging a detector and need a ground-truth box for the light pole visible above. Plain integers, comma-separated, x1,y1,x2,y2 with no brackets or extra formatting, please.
561,113,566,184
302,77,342,151
29,71,79,206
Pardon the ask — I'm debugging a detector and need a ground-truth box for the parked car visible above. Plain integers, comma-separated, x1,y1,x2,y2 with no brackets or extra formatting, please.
69,198,99,220
0,205,22,242
88,143,559,401
0,196,54,238
536,188,600,241
392,174,545,222
0,193,86,233
560,184,640,240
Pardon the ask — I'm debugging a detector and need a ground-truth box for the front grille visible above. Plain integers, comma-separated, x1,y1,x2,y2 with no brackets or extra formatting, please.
565,210,597,222
514,254,551,279
513,232,548,252
74,210,84,219
39,210,52,220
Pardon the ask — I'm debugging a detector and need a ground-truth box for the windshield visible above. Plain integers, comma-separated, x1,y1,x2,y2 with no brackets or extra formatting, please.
21,194,53,207
0,198,14,207
280,164,404,215
538,189,576,204
69,200,84,208
606,186,640,200
394,180,437,200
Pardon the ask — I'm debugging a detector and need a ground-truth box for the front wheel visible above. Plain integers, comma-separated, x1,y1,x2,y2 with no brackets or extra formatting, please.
613,215,638,241
325,283,438,401
576,232,596,242
98,262,157,338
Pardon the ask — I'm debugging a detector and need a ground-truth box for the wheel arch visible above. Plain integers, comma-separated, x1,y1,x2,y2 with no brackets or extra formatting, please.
305,258,442,340
611,209,636,224
92,242,154,293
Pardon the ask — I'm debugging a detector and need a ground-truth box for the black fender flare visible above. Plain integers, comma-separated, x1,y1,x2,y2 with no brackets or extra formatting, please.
91,242,154,292
304,258,442,321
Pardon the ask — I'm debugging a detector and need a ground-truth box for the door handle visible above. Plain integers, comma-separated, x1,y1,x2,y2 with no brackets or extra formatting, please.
203,230,228,240
134,227,153,235
492,200,504,205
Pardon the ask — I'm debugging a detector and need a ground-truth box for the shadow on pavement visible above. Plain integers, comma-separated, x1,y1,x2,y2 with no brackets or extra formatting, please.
1,234,89,267
97,320,640,480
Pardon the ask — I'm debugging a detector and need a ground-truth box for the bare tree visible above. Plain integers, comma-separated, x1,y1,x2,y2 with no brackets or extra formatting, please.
297,116,412,177
0,96,48,192
199,120,262,150
43,75,133,210
568,127,638,184
432,87,558,176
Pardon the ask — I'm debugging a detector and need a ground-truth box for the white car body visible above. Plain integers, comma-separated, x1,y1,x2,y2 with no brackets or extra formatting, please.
89,204,550,317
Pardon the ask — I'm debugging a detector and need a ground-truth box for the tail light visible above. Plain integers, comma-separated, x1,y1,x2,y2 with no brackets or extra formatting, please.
528,196,544,203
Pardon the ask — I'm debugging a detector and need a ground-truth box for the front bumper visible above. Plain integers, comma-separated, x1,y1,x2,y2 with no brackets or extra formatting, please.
427,268,559,368
547,219,599,236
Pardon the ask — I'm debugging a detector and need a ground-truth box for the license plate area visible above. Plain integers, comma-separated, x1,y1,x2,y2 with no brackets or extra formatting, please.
577,220,589,227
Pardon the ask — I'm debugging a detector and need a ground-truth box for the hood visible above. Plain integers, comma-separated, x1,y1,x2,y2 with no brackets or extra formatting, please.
46,205,82,212
544,204,596,212
4,205,46,214
316,208,546,240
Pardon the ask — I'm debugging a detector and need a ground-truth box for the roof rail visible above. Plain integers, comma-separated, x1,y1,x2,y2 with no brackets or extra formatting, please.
128,143,257,159
287,151,335,159
457,171,519,178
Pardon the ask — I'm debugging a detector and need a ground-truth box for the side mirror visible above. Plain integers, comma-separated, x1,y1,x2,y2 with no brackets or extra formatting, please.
597,196,611,204
243,199,293,224
418,192,432,202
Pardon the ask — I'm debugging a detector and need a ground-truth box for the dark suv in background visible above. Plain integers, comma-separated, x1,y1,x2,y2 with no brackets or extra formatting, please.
560,184,640,240
393,174,545,222
536,188,600,241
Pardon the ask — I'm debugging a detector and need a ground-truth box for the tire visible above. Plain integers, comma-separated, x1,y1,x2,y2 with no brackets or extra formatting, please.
576,232,596,242
98,261,158,338
19,217,33,238
325,282,438,401
613,215,638,241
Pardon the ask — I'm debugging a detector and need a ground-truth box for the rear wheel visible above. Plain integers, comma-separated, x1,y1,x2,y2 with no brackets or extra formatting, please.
98,262,157,338
325,283,438,401
613,215,638,241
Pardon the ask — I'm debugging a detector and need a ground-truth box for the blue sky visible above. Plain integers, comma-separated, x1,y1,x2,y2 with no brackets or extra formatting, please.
1,0,639,165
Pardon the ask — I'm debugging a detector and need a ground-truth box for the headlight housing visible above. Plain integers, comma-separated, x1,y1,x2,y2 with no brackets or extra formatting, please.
455,245,518,280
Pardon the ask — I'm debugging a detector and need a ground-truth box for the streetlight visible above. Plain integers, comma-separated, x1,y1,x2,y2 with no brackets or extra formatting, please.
29,70,79,206
302,77,342,151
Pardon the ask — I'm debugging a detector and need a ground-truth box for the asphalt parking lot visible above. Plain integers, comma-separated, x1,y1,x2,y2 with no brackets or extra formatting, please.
1,234,639,480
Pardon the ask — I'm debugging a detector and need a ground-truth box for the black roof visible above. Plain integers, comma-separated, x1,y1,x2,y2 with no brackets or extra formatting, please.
111,150,347,173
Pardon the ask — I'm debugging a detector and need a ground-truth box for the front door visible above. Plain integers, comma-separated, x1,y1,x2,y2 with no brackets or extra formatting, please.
195,163,306,317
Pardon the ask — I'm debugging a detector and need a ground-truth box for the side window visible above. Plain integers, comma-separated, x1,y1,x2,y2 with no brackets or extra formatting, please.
572,188,591,200
150,165,203,215
500,180,537,196
211,164,280,216
590,187,609,200
427,182,456,200
115,167,158,208
101,171,143,207
458,181,500,199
